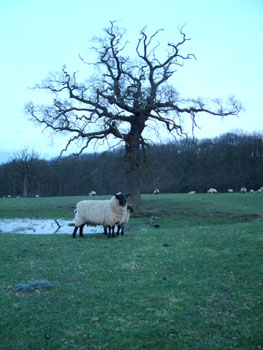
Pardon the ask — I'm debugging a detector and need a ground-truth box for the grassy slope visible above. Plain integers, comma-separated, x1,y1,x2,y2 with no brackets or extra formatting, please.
0,194,262,350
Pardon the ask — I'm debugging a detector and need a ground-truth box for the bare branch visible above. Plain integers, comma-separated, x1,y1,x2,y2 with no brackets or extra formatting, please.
26,21,242,161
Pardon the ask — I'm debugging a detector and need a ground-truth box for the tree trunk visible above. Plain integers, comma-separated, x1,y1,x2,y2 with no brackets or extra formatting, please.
12,177,17,197
125,143,142,211
23,174,28,197
125,118,146,211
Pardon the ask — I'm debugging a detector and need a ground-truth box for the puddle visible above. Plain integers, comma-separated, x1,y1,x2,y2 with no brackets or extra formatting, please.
0,219,104,235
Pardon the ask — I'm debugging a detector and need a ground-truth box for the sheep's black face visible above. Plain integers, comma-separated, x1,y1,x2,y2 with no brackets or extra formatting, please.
115,192,127,206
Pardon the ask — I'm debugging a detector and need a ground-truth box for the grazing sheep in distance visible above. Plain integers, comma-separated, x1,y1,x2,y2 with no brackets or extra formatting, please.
240,186,247,193
89,191,96,196
207,188,218,194
72,192,128,238
153,188,160,195
228,189,234,193
188,191,196,194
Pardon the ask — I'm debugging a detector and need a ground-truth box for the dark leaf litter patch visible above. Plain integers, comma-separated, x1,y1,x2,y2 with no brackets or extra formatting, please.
14,280,54,293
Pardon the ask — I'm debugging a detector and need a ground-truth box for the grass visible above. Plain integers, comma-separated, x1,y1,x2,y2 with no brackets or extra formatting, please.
0,193,263,349
0,196,83,219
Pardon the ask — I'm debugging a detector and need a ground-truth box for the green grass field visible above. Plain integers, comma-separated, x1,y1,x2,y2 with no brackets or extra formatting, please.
0,193,262,350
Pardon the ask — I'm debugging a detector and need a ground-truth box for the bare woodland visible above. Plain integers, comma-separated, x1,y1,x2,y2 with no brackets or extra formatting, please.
2,133,263,199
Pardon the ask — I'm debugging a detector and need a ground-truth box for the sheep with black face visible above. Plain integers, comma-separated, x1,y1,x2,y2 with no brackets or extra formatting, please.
72,192,127,238
104,205,133,236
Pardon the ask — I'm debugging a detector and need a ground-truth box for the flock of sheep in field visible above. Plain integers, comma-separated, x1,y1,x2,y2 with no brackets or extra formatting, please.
153,186,263,195
3,185,263,199
72,186,263,238
205,186,263,194
2,186,263,238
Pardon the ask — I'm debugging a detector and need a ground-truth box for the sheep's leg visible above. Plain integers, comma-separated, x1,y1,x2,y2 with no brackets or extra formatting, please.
121,225,124,235
107,225,112,238
72,226,78,238
104,226,108,235
79,224,85,237
107,225,115,238
116,225,120,236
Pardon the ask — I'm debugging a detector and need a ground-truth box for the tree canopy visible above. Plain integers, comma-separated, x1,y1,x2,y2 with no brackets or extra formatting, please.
26,22,242,209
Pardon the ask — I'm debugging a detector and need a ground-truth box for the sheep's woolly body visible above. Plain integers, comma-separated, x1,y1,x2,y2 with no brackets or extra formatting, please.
207,188,217,194
74,196,127,227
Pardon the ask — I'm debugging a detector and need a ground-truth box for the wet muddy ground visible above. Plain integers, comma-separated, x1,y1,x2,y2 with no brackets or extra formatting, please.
0,219,103,235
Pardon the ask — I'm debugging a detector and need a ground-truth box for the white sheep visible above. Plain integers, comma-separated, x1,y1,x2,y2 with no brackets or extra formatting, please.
240,186,247,193
153,188,160,195
228,189,234,193
88,191,96,196
104,205,133,236
188,191,196,194
72,192,128,238
207,188,218,194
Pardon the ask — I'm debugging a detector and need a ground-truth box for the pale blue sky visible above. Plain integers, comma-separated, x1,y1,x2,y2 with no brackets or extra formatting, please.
0,0,262,162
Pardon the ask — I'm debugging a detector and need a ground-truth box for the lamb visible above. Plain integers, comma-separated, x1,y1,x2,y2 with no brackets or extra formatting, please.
153,188,160,195
72,192,128,238
104,205,133,236
207,188,217,194
116,205,133,235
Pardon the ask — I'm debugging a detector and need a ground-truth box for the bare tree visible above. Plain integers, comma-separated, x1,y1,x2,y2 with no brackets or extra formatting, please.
10,147,41,197
26,22,242,209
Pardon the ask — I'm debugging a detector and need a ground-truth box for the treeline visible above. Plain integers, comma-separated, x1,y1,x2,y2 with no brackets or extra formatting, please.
1,132,263,197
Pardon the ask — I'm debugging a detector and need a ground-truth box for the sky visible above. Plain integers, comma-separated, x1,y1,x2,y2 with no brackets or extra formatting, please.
0,0,262,163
